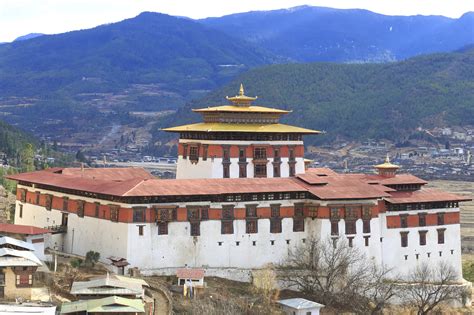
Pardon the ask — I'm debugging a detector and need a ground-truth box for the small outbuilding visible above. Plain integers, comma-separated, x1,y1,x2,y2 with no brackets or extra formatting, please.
176,268,205,287
278,298,325,315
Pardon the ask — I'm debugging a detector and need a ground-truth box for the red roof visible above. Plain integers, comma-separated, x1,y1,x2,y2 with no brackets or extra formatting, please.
7,167,465,202
385,188,471,204
0,223,51,235
176,268,205,279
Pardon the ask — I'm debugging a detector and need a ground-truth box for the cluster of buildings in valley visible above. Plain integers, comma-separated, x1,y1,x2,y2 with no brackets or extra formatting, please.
2,85,473,309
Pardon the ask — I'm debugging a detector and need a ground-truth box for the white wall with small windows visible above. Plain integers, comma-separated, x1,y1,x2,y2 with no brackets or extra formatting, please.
380,209,463,280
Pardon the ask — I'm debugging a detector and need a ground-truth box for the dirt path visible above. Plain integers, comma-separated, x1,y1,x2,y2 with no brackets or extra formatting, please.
142,277,172,315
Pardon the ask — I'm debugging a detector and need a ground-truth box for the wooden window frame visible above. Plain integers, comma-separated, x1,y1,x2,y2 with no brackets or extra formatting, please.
331,220,339,236
77,200,85,218
270,204,280,218
221,220,234,234
293,218,304,232
202,144,208,161
254,147,267,160
246,219,258,234
190,222,200,236
45,194,52,211
400,214,408,228
418,213,427,227
437,212,445,225
437,228,445,244
110,205,120,222
158,222,168,235
133,207,146,223
245,205,257,218
63,197,69,211
270,218,282,233
400,231,409,247
363,219,371,233
345,220,356,235
419,230,428,246
254,164,267,178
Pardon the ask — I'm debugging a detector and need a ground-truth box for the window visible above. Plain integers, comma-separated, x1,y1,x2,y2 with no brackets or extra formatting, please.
330,208,340,220
364,236,370,246
63,197,69,211
254,147,266,159
223,164,230,178
274,148,280,159
110,205,119,222
363,219,371,233
437,228,445,244
437,212,445,225
246,220,258,234
77,200,85,218
182,144,188,159
419,230,427,246
254,164,267,178
273,164,280,177
35,192,40,205
331,221,339,236
202,144,208,161
271,204,280,217
289,164,296,177
239,147,246,160
201,208,209,220
289,147,295,160
190,222,200,236
222,205,234,219
294,203,304,217
400,214,408,228
239,164,247,178
19,204,23,218
187,207,207,221
246,205,257,218
418,213,426,227
16,274,32,287
189,146,199,161
223,146,230,160
138,225,144,236
45,195,52,211
158,222,168,235
19,189,26,202
400,231,409,247
345,220,356,235
133,207,146,222
270,218,282,233
95,202,100,217
293,218,304,232
348,237,354,247
221,221,234,234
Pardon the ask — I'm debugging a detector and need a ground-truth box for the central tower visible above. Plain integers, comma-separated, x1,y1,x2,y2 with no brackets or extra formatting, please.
164,84,320,179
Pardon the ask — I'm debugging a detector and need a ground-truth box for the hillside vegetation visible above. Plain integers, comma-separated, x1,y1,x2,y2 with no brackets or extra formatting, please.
202,6,474,62
153,48,474,149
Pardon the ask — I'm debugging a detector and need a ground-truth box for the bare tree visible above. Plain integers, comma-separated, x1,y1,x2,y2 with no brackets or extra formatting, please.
401,261,466,315
278,237,398,314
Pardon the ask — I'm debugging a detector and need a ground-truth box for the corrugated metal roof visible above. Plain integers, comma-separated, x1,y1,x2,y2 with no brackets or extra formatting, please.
0,236,35,251
60,296,144,314
0,248,42,266
71,275,146,296
278,298,324,310
385,188,472,204
0,223,51,235
176,268,205,279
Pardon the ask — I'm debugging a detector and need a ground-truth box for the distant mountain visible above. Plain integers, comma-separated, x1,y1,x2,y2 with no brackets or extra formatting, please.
201,6,474,62
0,120,36,158
13,33,44,42
153,47,474,150
0,12,276,141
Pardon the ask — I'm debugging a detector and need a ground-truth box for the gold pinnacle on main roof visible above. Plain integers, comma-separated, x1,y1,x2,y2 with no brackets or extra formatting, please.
225,83,258,106
375,153,400,169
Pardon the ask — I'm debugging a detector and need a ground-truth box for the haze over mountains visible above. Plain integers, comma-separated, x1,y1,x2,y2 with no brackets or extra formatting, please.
202,6,474,62
0,6,472,154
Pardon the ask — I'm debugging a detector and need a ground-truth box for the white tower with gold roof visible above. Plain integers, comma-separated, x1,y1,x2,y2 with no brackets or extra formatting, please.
164,84,320,179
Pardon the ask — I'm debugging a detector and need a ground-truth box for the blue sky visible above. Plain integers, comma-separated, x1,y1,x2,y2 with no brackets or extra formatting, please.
1,0,473,42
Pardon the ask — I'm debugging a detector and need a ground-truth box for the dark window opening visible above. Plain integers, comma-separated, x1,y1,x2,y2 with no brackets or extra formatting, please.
271,204,280,217
223,164,230,178
418,213,426,227
345,220,356,235
239,164,247,178
138,225,144,236
236,241,240,246
221,221,234,234
133,207,146,222
289,164,296,177
273,165,280,177
286,239,290,245
246,205,257,218
189,146,199,161
270,218,282,233
437,212,445,225
419,230,427,246
246,220,258,234
437,228,445,244
254,164,267,178
293,218,304,232
401,231,409,247
190,222,200,236
254,147,267,160
182,144,188,159
202,144,208,161
400,214,408,228
348,237,354,247
363,219,371,233
19,204,23,218
158,222,168,235
331,221,339,236
270,240,275,245
364,236,370,246
252,241,256,246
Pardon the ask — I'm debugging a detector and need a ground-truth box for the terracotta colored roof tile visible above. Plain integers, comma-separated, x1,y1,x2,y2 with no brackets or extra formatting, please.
386,188,471,204
176,268,205,279
0,223,50,235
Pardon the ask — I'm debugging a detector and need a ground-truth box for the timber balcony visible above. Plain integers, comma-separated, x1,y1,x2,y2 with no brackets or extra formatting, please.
46,225,67,234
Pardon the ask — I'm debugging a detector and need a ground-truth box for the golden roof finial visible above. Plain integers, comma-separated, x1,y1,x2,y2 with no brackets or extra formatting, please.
385,153,390,164
226,83,257,106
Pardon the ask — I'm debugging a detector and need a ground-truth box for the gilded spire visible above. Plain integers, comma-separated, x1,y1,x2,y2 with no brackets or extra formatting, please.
375,153,399,170
226,83,257,106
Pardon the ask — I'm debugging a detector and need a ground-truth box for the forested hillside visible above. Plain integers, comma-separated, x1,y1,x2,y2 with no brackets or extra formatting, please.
202,6,474,62
153,47,474,150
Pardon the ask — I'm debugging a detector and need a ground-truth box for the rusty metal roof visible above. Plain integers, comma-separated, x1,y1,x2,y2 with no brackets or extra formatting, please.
385,188,471,204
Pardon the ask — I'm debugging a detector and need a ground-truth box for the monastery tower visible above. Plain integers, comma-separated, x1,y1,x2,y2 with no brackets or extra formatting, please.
164,84,319,179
